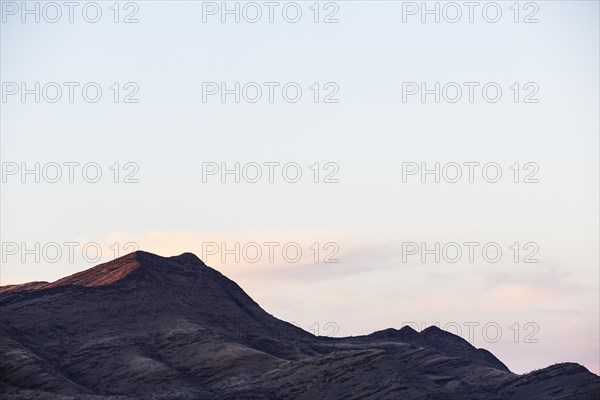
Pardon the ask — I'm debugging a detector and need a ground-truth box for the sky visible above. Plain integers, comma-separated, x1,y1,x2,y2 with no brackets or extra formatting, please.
1,0,599,375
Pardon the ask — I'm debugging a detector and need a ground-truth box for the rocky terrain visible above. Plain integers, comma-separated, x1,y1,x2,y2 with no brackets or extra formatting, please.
1,251,599,399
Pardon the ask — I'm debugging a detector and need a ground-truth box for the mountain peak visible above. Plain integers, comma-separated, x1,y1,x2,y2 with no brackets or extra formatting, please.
0,250,208,294
50,250,209,288
168,252,206,266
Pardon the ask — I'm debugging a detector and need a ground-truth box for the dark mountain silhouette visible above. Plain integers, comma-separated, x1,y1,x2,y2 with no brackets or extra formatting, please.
1,251,599,399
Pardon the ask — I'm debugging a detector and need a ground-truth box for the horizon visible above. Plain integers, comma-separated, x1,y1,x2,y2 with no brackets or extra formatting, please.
2,246,599,376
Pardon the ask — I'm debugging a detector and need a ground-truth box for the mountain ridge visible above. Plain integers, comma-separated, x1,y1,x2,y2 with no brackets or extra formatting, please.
0,251,207,294
1,250,599,399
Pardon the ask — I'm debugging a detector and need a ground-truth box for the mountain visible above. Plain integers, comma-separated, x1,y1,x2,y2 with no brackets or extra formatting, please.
1,251,599,399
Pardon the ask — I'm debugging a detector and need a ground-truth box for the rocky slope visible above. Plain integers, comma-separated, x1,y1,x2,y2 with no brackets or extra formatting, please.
1,251,599,399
